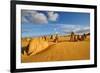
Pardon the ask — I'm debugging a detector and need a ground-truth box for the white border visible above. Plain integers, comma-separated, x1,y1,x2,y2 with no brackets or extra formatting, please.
16,5,94,69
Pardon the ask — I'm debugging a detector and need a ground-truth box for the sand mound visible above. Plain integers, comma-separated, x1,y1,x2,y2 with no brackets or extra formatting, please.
29,38,49,56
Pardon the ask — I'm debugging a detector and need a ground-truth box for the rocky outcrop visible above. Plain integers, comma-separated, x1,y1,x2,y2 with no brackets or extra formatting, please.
28,38,49,56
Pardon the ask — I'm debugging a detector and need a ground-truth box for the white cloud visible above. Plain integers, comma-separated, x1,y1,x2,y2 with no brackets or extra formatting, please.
22,10,59,24
48,12,58,21
74,26,90,34
59,24,77,33
21,10,48,24
32,12,48,24
59,24,90,34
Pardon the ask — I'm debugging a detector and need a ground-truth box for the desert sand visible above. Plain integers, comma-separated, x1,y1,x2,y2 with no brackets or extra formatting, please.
21,34,90,63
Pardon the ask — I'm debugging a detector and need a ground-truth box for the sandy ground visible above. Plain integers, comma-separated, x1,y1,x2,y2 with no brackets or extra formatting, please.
21,36,90,63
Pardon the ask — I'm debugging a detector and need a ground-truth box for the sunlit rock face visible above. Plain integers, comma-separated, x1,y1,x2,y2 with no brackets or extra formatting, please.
29,38,49,56
21,38,30,48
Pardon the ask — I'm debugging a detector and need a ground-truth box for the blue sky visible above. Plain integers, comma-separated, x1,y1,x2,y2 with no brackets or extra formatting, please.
21,10,90,37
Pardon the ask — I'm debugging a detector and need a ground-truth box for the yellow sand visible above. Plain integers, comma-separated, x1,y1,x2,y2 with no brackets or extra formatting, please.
28,38,49,55
21,36,90,63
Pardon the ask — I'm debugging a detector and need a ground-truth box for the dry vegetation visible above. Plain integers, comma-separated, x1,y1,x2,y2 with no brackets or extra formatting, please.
21,33,90,63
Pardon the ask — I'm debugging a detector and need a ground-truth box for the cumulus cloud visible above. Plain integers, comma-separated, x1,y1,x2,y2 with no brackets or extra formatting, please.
32,12,48,24
21,10,48,24
48,11,58,21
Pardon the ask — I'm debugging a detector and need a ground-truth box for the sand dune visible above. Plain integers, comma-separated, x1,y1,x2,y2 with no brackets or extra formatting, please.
21,35,90,63
28,38,49,56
